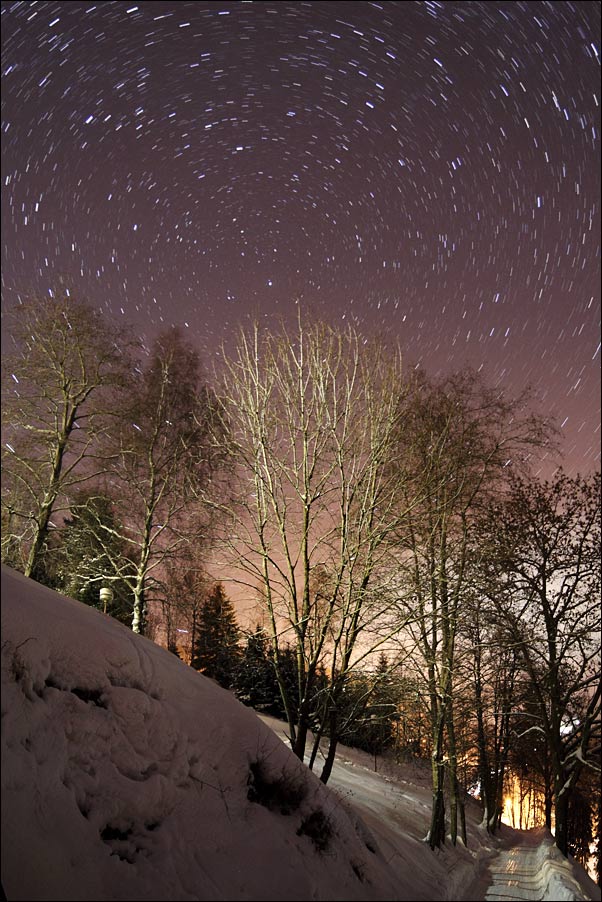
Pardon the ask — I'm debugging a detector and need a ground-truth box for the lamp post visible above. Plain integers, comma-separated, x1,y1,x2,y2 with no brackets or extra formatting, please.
99,586,114,614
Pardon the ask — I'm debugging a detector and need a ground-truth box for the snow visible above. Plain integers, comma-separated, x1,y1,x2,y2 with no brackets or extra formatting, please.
1,564,600,902
481,829,597,901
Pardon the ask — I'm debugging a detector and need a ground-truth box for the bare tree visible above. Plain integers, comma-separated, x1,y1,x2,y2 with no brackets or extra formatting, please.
217,315,413,780
485,469,601,857
160,555,211,662
87,328,227,633
1,291,136,579
391,371,550,848
463,610,519,834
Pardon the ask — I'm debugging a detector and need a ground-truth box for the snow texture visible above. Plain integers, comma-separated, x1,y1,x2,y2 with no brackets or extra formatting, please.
484,829,595,901
1,564,599,902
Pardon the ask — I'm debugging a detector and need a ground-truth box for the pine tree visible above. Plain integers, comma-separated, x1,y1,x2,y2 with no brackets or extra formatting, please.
191,583,241,689
331,658,399,757
333,670,373,751
53,492,133,626
366,653,399,756
234,626,281,712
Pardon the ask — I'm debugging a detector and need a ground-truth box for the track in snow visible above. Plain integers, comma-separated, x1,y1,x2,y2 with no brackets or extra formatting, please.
484,838,593,902
486,845,549,901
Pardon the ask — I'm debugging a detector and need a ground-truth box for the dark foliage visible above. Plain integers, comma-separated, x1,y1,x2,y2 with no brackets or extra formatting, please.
190,582,241,689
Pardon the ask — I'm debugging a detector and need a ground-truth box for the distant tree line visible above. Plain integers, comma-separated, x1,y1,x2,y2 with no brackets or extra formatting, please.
1,291,599,875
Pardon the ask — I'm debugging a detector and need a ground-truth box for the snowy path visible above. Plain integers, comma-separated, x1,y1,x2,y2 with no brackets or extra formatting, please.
483,834,593,902
485,844,554,901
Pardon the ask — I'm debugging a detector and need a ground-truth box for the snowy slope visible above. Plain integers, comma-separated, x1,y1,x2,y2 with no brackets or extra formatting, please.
1,565,400,902
1,565,600,902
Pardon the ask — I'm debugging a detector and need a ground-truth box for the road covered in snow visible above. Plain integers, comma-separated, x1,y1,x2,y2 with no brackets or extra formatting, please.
483,829,596,902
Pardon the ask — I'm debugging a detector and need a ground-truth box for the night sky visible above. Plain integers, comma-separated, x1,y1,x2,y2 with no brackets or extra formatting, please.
1,1,600,475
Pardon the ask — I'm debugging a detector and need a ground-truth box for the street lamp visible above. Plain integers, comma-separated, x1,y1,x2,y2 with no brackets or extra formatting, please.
99,586,114,614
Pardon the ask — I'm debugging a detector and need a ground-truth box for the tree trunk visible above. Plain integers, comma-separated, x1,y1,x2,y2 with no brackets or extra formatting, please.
493,703,512,832
459,796,467,846
292,716,309,761
555,784,570,857
445,704,466,845
475,662,495,833
429,768,446,849
24,418,72,579
429,713,447,849
132,582,145,634
24,501,54,578
544,784,553,832
308,722,325,771
320,708,338,785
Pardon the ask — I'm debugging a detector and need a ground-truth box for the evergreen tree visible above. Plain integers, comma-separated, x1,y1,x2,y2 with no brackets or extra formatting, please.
332,656,399,757
53,492,132,625
234,626,281,712
334,670,373,752
364,653,399,756
234,632,328,722
191,583,241,689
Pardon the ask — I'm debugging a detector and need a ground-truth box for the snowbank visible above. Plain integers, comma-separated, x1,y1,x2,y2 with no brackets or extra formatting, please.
1,565,401,901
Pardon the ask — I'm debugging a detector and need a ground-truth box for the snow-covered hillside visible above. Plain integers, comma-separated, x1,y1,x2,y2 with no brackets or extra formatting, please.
1,565,599,902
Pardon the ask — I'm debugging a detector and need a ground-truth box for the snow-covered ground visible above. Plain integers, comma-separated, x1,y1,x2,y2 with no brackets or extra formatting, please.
481,829,597,902
1,564,599,902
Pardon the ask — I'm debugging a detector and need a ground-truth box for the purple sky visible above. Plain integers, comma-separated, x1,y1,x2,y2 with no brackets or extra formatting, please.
2,1,600,474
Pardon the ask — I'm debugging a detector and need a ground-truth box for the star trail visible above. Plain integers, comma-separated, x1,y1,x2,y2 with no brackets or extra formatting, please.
1,1,600,473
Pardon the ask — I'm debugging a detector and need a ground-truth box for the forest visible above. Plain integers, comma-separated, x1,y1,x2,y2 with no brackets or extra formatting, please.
1,291,600,880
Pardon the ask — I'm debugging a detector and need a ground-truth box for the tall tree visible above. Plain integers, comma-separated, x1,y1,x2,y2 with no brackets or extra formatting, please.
191,582,241,689
464,613,518,834
95,327,227,633
160,557,210,663
485,470,601,857
392,371,550,848
1,291,135,579
567,784,595,871
218,314,411,780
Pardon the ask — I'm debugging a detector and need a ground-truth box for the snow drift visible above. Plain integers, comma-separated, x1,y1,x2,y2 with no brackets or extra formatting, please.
1,565,404,901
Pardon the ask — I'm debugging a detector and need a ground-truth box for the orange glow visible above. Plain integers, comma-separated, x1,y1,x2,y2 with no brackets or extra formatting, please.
501,773,552,831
